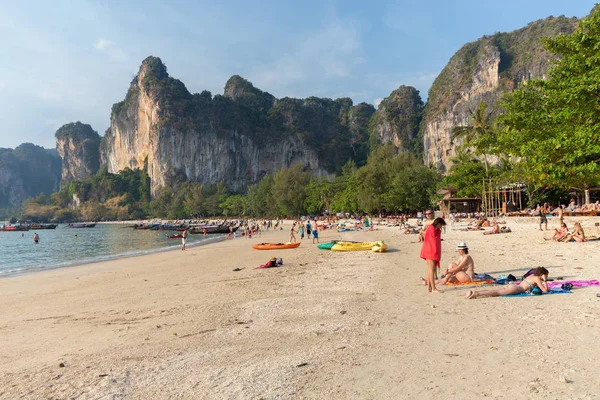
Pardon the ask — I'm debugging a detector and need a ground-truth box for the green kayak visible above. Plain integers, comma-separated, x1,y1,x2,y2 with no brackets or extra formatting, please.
317,241,337,250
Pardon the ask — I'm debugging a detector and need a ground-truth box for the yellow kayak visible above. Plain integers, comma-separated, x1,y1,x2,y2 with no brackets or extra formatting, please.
330,241,388,252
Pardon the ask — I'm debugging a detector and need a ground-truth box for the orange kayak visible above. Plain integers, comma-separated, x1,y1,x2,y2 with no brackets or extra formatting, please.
252,242,301,250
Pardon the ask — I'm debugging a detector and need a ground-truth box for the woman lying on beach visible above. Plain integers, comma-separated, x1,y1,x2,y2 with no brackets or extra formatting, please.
561,222,585,242
482,222,500,235
420,242,474,286
465,267,548,299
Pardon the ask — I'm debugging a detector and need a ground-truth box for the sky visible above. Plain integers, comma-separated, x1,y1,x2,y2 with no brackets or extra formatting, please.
0,0,596,149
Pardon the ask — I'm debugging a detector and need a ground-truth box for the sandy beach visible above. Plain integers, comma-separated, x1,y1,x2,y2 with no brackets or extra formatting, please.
1,217,600,399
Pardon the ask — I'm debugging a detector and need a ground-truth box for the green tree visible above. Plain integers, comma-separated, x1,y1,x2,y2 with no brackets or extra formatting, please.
452,101,497,177
497,7,600,190
271,164,311,217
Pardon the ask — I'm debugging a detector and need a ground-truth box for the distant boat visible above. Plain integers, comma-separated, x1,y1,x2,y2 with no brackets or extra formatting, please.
30,223,58,229
65,223,97,228
0,225,30,232
190,225,238,234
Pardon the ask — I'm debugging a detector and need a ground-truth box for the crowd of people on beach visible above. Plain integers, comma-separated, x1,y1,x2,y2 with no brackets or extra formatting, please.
417,198,599,298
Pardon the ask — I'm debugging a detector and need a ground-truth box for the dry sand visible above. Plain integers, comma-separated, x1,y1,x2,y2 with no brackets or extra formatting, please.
1,217,599,399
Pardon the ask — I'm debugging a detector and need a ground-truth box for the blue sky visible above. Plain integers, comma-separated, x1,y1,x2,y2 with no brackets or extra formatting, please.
0,0,595,148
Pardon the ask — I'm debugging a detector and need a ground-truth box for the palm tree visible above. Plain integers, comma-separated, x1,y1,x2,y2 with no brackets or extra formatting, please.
452,101,497,177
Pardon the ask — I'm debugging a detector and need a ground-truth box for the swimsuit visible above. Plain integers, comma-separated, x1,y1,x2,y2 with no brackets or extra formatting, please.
522,278,535,292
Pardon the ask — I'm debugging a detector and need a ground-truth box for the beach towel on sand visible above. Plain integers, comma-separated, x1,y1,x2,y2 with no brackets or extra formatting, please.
547,280,599,289
420,225,442,267
504,287,572,297
446,280,495,286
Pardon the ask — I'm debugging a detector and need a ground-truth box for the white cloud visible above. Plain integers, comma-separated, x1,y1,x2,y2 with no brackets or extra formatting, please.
374,98,383,107
38,89,63,102
248,14,364,95
93,38,113,50
93,37,128,61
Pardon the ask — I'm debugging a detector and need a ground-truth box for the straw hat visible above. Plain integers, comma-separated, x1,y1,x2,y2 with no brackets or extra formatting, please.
270,257,277,261
456,242,468,250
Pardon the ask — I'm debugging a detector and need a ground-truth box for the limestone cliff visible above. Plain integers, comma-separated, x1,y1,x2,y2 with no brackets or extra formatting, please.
0,144,61,208
370,86,423,154
55,122,101,186
421,16,578,171
101,57,371,194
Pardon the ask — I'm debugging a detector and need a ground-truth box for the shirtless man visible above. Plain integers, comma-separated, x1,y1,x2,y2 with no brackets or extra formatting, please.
420,242,474,286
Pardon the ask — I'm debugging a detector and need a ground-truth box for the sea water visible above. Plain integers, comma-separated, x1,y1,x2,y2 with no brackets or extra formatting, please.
0,224,224,277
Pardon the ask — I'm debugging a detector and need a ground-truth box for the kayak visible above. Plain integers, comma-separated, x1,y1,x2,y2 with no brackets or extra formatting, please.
317,241,338,250
168,234,183,239
317,240,360,250
253,242,301,250
331,241,388,252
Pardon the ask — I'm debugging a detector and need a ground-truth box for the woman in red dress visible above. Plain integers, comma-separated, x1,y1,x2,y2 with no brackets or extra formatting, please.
420,217,446,293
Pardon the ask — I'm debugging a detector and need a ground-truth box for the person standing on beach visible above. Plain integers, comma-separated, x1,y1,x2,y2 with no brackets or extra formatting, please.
299,222,305,240
306,221,312,239
181,228,188,251
312,226,319,244
539,203,549,231
290,223,297,242
419,217,446,293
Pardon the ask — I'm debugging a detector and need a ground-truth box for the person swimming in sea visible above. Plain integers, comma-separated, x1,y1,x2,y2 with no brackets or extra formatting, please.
465,267,548,299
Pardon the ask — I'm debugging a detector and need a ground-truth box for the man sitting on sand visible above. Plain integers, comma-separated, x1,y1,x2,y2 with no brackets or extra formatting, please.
420,242,474,286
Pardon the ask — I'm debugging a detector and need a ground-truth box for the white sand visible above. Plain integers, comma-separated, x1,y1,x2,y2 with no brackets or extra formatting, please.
1,216,599,399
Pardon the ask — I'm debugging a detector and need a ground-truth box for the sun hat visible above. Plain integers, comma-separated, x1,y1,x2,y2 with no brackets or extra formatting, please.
270,257,277,261
456,242,468,250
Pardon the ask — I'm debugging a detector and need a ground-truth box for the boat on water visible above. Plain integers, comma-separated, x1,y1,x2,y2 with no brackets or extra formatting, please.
30,223,58,229
252,242,301,250
0,225,31,232
65,223,97,228
190,225,239,234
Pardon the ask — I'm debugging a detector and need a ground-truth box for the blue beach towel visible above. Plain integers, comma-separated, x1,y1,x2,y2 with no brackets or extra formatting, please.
504,287,572,297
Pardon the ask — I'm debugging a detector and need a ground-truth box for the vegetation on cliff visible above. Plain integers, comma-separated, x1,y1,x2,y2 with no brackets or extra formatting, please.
424,15,577,120
0,143,61,217
55,122,101,182
20,145,441,220
370,86,424,156
442,7,600,206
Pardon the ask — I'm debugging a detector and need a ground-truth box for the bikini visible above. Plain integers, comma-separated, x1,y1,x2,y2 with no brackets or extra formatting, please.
521,278,535,293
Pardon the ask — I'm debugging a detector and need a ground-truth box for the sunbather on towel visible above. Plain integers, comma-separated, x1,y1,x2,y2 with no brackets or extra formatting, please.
420,242,474,286
483,222,500,235
465,267,548,299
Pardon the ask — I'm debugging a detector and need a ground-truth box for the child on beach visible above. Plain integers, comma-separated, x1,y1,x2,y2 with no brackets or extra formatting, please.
419,217,446,293
465,267,548,299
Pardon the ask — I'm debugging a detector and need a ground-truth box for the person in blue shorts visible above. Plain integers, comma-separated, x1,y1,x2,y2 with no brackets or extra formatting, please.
312,227,319,243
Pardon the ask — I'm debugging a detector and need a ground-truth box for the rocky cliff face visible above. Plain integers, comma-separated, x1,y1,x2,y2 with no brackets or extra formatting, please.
371,86,423,154
55,122,101,186
421,16,578,171
0,144,61,207
101,57,372,194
